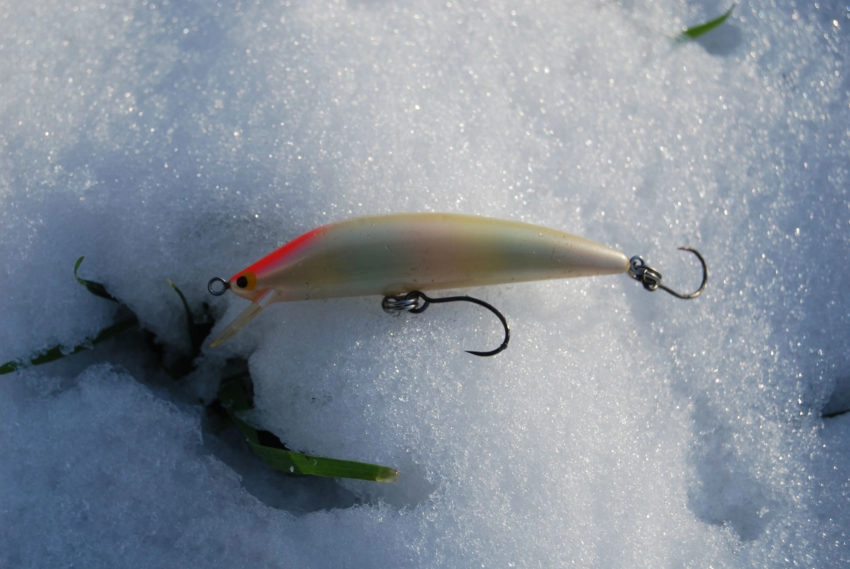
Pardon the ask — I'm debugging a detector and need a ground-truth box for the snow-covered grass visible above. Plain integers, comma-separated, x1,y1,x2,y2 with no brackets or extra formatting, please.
1,1,848,567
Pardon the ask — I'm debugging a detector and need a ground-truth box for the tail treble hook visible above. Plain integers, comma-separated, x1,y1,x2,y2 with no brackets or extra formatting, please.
628,247,708,299
381,291,510,357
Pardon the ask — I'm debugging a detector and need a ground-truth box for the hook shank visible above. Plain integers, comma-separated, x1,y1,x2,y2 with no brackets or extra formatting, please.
382,291,510,357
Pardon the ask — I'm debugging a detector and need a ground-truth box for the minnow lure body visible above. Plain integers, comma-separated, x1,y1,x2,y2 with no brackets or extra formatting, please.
208,213,706,351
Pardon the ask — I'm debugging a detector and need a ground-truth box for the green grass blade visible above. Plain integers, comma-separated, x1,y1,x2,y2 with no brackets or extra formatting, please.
1,258,140,374
0,317,137,374
218,373,399,482
74,256,118,302
168,280,196,346
677,4,736,42
248,441,399,482
166,280,215,379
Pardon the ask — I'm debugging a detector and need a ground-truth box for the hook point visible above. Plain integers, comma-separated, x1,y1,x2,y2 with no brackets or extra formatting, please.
672,246,708,299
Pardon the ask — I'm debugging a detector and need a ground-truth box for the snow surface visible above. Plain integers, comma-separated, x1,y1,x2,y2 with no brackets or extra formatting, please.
1,0,849,567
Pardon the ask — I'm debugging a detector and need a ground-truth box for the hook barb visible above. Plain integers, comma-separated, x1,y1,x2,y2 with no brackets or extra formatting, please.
628,247,707,299
381,291,510,357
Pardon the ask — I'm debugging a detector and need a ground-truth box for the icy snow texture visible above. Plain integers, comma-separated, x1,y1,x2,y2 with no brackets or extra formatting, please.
1,0,849,567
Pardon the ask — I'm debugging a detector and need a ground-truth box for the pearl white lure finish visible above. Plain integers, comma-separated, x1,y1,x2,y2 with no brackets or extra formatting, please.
208,213,633,348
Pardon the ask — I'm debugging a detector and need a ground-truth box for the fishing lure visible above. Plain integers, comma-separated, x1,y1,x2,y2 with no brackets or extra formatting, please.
207,213,707,355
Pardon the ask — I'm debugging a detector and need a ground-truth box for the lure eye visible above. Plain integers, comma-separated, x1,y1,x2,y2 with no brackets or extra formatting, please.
234,271,257,291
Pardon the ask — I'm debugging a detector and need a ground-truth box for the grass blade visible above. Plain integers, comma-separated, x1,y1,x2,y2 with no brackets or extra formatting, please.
247,441,399,482
168,280,213,356
1,258,138,374
677,4,736,42
74,256,118,302
0,317,137,375
218,374,399,482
